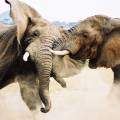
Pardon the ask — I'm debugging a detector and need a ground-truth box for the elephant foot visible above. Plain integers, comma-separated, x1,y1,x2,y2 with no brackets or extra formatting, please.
39,90,51,113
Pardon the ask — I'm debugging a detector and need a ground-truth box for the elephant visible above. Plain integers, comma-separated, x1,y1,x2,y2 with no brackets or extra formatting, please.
0,0,86,113
0,21,41,111
53,15,120,83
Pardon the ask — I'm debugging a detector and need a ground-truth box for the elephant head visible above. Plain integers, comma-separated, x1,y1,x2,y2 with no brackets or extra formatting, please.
74,15,120,61
51,15,120,63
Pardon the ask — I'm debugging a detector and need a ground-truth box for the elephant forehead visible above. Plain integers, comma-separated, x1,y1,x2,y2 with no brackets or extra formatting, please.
28,24,60,37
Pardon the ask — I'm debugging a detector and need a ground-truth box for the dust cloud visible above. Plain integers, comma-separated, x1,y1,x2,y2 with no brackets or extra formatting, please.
0,65,120,120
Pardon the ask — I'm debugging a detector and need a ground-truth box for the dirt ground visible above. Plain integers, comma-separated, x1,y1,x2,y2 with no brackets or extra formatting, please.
0,65,120,120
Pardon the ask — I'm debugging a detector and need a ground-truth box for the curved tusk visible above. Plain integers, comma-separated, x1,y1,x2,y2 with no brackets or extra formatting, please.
23,52,30,62
49,48,70,55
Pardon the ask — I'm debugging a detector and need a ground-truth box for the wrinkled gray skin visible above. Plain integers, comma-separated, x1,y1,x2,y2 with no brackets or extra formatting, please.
3,0,85,113
67,15,120,83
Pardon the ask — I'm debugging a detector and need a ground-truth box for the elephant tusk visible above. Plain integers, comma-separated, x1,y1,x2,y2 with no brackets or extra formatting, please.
49,48,70,55
23,52,30,61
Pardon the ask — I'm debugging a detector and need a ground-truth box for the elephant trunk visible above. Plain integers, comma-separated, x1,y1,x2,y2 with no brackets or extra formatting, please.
24,40,52,113
36,52,52,113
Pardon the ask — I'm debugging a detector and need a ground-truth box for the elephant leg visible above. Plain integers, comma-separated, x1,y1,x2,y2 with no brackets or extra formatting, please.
112,65,120,83
17,73,41,112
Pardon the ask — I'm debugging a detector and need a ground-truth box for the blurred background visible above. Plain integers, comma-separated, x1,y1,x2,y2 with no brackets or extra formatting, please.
0,0,120,22
0,0,120,120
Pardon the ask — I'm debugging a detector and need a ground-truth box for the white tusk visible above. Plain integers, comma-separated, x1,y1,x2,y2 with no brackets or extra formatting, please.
23,52,30,62
49,48,70,55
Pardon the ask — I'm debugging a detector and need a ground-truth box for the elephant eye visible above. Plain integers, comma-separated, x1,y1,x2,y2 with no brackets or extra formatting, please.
82,31,89,38
80,31,89,38
32,30,40,37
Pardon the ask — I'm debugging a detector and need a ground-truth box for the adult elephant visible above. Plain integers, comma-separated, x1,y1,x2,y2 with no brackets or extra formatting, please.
0,16,41,113
54,15,120,83
1,0,85,113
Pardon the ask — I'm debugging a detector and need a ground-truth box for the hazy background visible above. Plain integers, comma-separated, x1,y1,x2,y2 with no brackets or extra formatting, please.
0,0,120,22
0,0,120,120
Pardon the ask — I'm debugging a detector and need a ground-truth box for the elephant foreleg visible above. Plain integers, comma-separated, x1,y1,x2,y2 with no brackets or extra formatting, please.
112,65,120,83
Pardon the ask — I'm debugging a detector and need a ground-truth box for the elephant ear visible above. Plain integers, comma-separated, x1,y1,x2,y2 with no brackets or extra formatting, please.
0,23,17,81
53,55,86,78
5,0,41,43
97,15,120,34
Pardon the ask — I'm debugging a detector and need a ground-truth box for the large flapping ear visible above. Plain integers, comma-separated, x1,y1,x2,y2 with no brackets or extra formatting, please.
0,24,18,80
5,0,41,43
54,55,86,78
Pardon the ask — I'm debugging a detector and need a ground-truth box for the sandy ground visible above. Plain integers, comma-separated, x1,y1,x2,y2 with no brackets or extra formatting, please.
0,65,120,120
